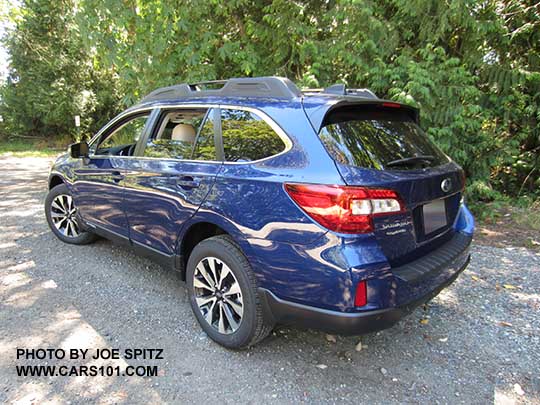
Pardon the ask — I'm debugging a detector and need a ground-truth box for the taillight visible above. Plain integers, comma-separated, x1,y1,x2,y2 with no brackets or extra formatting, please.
459,170,466,190
354,280,367,307
284,183,405,234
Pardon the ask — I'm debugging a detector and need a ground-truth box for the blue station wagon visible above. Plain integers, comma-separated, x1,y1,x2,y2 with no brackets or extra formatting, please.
45,77,474,348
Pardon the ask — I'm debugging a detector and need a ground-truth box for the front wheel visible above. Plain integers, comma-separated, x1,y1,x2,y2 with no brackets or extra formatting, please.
186,235,273,349
45,183,97,245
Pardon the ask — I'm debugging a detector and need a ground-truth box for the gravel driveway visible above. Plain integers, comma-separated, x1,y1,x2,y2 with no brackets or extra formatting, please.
0,156,538,404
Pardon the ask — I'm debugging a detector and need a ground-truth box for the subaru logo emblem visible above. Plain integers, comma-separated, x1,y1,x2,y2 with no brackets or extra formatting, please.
441,178,452,193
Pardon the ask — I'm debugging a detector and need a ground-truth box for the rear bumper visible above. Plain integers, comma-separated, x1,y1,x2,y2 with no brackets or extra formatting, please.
260,235,471,335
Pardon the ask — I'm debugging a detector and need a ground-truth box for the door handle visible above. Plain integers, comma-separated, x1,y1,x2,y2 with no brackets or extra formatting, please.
176,176,200,189
111,170,125,182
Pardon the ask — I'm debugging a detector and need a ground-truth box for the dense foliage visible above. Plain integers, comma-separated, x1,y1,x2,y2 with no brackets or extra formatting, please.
0,0,119,140
1,0,539,202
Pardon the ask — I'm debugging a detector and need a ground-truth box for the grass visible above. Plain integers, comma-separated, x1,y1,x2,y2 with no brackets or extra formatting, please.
0,139,64,157
473,198,540,251
512,200,540,232
471,196,540,228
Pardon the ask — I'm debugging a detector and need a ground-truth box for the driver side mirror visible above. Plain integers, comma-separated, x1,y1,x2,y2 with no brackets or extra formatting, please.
70,141,89,159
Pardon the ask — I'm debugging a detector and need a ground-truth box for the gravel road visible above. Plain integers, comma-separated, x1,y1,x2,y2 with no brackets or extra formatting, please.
0,156,539,404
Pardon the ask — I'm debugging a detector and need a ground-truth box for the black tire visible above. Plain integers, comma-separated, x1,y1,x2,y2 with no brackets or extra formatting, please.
45,183,97,245
186,235,273,349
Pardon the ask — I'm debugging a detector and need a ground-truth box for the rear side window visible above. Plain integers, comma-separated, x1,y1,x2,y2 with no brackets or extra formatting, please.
319,106,449,170
221,109,287,162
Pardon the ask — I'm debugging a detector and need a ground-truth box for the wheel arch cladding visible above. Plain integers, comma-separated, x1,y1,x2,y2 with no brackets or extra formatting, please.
178,217,260,282
179,221,228,278
49,175,64,190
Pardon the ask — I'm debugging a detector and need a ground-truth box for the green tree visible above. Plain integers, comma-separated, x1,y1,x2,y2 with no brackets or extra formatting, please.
1,0,538,201
0,0,121,140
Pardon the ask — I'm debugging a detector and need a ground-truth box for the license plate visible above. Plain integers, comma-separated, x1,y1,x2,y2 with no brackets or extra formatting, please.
423,199,447,234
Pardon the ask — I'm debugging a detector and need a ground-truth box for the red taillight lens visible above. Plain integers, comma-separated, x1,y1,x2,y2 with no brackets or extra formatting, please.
284,183,405,234
381,102,401,108
459,170,466,190
354,280,367,307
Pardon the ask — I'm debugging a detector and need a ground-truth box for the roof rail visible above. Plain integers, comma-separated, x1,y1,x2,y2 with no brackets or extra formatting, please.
303,83,378,99
141,77,302,103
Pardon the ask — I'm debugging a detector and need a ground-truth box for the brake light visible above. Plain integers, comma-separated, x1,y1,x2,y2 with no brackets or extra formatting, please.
381,102,401,108
284,184,405,234
354,280,367,307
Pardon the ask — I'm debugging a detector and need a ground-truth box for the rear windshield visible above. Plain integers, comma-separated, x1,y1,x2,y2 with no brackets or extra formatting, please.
318,106,449,170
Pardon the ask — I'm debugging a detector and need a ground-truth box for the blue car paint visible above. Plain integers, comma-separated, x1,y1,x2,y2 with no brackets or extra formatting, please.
69,157,129,237
122,158,221,255
48,93,475,318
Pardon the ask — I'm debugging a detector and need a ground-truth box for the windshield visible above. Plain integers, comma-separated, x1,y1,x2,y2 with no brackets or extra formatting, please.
318,106,449,170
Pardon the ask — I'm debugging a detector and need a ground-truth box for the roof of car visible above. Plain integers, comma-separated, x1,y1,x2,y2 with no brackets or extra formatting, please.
134,76,381,108
130,77,420,128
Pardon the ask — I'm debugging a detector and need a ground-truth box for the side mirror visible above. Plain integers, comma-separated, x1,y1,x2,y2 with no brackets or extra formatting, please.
70,141,89,159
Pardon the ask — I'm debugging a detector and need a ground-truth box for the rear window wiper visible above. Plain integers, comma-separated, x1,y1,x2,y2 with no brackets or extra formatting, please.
386,155,435,167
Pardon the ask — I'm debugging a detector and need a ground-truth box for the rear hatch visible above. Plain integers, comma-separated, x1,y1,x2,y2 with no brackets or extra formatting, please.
317,102,464,266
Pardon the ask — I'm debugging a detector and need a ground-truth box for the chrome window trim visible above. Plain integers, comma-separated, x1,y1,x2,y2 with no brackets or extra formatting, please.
87,104,293,165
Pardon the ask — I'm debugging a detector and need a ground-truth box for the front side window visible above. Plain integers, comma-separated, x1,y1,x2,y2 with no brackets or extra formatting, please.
95,113,150,156
221,109,287,162
144,109,208,159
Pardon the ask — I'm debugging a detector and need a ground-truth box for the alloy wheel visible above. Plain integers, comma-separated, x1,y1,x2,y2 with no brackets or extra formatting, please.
193,256,244,334
50,194,80,238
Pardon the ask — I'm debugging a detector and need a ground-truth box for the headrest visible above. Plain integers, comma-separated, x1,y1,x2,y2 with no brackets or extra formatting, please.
171,124,196,143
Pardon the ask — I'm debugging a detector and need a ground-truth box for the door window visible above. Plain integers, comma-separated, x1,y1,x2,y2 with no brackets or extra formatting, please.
220,109,287,162
144,109,209,160
95,113,150,156
192,110,218,161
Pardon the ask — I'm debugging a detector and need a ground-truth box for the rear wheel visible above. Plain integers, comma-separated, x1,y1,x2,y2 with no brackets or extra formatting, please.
45,183,97,245
186,235,273,349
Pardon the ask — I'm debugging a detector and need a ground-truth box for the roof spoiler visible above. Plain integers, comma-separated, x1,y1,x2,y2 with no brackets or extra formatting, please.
305,99,420,131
